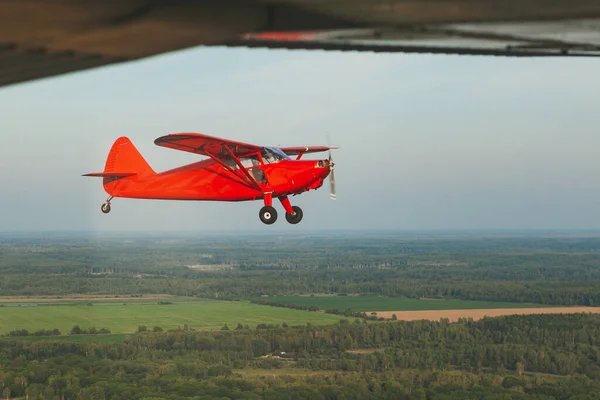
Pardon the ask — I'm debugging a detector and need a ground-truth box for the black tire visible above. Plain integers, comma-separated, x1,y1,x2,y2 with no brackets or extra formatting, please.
101,203,111,214
285,206,303,224
259,206,278,225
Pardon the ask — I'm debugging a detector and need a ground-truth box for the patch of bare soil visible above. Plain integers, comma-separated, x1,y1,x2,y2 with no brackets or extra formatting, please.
185,264,236,271
371,307,600,322
346,349,382,354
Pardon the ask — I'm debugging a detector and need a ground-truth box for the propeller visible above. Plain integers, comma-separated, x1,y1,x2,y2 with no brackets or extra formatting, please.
325,132,337,200
326,133,336,200
328,150,336,200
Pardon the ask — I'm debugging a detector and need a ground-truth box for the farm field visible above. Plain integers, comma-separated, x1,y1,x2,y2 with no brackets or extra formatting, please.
236,368,332,379
372,307,600,322
1,333,128,343
0,299,343,335
0,294,185,304
246,295,553,311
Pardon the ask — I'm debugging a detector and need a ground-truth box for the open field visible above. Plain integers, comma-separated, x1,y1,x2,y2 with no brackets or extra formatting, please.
235,368,333,379
0,299,343,334
247,295,553,311
1,334,128,343
0,294,186,303
372,307,600,322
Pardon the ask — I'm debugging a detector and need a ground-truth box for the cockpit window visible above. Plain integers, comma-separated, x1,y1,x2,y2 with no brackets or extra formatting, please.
261,147,290,164
222,155,259,169
240,155,260,168
222,149,288,169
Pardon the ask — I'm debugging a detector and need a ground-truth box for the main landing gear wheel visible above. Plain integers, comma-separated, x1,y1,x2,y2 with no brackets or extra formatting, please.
101,203,111,214
259,206,278,225
285,206,303,224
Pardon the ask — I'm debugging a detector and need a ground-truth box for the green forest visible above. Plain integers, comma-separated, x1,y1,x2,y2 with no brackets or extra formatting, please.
2,314,600,399
1,231,600,399
2,232,600,305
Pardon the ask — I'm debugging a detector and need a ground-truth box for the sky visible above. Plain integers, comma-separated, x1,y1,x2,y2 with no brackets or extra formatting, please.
0,46,599,232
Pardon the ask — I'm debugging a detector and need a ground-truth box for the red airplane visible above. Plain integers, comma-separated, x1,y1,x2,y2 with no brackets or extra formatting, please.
83,133,337,225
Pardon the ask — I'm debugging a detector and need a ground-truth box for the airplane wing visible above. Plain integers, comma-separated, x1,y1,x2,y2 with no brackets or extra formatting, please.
279,146,336,156
154,133,262,158
234,21,600,57
155,132,269,190
2,0,600,89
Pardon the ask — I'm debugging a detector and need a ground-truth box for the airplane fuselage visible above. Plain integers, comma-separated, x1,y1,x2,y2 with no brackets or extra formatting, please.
103,158,330,202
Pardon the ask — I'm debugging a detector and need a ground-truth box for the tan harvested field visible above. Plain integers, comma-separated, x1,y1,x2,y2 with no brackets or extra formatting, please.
371,307,600,322
346,349,381,354
185,264,236,271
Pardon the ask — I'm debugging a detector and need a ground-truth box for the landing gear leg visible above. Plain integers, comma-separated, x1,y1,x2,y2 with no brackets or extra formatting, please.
101,196,113,214
259,192,277,225
279,196,303,224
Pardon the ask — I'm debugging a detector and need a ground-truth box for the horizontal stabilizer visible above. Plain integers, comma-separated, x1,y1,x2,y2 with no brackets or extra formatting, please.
82,172,137,178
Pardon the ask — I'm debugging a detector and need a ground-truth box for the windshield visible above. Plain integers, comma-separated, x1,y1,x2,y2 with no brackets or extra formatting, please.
261,147,290,164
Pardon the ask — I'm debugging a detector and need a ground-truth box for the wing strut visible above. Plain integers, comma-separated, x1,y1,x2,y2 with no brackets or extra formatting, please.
204,150,259,190
221,144,262,190
296,147,308,160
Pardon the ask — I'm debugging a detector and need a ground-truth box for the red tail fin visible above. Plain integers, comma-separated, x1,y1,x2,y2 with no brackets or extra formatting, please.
84,137,154,178
103,136,154,177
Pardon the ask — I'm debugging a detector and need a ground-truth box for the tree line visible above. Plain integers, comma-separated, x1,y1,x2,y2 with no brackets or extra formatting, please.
250,298,374,320
1,313,600,399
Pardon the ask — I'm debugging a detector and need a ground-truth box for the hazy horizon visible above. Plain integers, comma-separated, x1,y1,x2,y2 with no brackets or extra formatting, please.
1,47,600,232
4,228,600,236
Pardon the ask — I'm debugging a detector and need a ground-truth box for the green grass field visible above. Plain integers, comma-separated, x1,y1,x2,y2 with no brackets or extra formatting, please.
245,295,553,312
0,299,343,335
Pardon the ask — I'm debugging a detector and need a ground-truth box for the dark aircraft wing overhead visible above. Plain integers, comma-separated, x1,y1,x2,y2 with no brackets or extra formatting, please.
234,20,600,57
2,0,600,89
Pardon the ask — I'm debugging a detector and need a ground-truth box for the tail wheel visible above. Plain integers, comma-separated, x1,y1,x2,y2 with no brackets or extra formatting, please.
285,206,303,224
259,206,278,225
101,203,111,214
